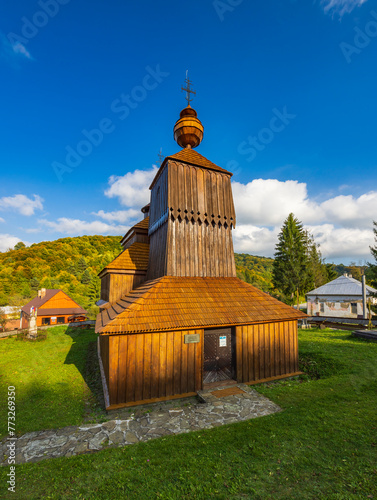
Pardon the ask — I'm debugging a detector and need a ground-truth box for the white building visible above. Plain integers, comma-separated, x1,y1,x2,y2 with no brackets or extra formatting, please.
306,274,377,318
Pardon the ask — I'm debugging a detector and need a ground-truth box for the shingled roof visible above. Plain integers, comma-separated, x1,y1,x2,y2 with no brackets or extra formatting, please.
96,276,306,335
150,149,232,189
103,242,149,271
166,149,232,175
120,217,149,245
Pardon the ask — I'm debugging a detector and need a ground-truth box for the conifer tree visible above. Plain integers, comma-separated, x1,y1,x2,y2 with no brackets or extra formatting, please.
325,263,338,282
81,269,91,285
304,231,327,290
272,213,309,307
77,257,87,273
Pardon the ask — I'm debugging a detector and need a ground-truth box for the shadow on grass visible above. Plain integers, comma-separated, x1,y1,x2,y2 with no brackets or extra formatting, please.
63,326,107,418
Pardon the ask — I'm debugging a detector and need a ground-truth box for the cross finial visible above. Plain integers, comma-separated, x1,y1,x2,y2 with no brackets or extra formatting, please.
157,148,164,166
181,70,196,105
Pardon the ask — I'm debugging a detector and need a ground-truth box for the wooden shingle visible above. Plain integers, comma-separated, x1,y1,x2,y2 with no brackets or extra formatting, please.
96,276,306,335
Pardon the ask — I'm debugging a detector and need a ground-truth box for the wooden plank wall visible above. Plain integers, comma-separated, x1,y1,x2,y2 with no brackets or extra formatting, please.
107,329,203,407
147,224,168,280
147,160,238,280
167,162,236,226
235,321,299,383
108,273,146,304
166,217,236,277
149,166,168,227
100,274,111,302
99,335,110,388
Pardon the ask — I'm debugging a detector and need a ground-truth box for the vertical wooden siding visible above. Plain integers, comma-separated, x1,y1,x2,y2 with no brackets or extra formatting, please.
167,161,236,226
108,273,146,304
147,224,168,280
235,321,299,383
147,160,237,280
166,216,236,277
107,329,203,406
99,335,110,388
100,274,111,302
149,166,168,227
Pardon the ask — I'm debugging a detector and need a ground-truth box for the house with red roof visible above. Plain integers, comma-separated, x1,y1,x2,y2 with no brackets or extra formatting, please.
21,289,87,328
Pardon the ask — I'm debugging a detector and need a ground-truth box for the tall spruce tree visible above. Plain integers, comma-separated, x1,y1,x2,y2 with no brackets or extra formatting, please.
304,230,327,290
272,213,309,307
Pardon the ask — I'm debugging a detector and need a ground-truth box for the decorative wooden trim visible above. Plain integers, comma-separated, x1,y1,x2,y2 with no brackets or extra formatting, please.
106,391,197,410
97,337,110,409
246,372,303,386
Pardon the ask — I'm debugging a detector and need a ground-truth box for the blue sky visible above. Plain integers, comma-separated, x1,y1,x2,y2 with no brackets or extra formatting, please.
1,0,377,264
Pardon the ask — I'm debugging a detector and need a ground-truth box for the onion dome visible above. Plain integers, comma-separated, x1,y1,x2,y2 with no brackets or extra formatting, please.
173,104,204,149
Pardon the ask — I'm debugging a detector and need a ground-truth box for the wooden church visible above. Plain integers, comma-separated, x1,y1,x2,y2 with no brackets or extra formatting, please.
96,80,305,410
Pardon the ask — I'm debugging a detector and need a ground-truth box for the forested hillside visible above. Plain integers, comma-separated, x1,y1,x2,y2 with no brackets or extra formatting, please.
0,236,368,315
235,254,274,293
0,236,122,317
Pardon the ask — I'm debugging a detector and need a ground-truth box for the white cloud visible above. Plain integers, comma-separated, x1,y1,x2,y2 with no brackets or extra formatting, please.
306,224,374,260
233,179,377,229
232,179,321,226
0,234,22,252
0,194,43,216
231,178,376,262
39,217,130,237
320,193,377,228
23,163,375,264
92,209,140,223
105,166,158,207
0,217,4,223
321,0,368,16
11,41,32,60
233,225,279,256
0,32,32,63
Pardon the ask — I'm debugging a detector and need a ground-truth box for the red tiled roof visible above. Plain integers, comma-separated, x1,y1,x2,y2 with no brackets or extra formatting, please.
96,276,306,335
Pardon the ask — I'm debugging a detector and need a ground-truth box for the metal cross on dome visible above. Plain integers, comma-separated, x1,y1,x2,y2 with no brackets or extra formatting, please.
181,71,196,105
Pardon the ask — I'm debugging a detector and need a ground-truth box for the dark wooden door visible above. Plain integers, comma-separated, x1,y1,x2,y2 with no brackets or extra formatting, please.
203,328,234,384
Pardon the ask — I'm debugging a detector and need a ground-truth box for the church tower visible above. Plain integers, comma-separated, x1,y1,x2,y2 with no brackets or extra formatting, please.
147,77,236,280
96,75,305,410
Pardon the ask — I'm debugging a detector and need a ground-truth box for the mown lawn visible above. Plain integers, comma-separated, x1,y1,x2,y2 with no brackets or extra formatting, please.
0,326,106,440
1,328,377,499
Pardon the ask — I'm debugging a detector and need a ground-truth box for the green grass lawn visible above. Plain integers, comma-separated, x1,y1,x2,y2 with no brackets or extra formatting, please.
1,328,377,499
0,326,106,440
